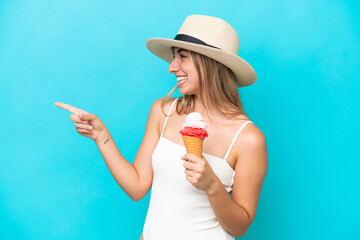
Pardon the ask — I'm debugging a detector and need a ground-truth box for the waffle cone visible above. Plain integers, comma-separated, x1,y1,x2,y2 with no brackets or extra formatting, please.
182,135,203,157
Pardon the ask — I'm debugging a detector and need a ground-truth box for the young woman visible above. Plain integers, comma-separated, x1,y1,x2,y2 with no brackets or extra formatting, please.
55,15,268,240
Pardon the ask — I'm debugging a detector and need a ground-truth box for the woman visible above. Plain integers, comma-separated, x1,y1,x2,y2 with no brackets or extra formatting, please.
55,15,268,240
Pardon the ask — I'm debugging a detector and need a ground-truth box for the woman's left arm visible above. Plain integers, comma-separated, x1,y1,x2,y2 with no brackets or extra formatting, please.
207,126,268,237
182,126,268,238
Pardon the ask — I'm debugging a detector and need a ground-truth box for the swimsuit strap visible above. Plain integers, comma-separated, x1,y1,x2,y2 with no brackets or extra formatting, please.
224,121,253,160
160,98,179,137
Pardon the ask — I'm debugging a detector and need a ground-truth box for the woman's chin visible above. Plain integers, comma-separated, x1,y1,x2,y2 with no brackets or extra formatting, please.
179,89,189,95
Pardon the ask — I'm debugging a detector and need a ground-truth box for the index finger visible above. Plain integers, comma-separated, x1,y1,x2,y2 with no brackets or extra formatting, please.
182,153,202,163
54,102,88,115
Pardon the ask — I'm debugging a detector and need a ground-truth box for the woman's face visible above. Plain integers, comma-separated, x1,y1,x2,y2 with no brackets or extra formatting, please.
168,47,200,95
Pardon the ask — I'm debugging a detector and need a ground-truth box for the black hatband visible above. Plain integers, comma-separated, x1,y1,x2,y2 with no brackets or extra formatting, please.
174,34,220,49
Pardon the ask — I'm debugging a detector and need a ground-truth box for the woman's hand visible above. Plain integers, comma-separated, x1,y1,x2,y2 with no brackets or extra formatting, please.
181,153,218,193
54,102,108,143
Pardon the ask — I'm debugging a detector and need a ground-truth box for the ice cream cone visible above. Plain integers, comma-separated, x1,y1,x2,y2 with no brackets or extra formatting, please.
182,135,203,157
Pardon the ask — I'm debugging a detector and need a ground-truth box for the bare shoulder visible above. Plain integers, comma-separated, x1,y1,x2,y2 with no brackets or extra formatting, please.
150,97,178,135
151,97,177,116
232,121,268,170
240,123,267,148
236,122,267,163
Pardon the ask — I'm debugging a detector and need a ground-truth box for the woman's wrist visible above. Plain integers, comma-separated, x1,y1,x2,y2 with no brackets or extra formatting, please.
95,129,111,145
205,175,223,196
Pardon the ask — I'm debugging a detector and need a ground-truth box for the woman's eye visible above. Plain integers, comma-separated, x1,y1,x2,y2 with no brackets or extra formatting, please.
171,53,186,59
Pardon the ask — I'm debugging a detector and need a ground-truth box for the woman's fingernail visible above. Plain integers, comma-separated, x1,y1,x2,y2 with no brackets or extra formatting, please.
88,126,92,130
82,121,86,124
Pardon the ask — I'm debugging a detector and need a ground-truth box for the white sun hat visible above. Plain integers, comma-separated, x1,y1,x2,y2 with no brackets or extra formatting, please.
146,14,257,87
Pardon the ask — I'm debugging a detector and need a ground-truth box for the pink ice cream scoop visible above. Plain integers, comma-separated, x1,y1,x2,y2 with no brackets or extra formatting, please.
179,112,208,139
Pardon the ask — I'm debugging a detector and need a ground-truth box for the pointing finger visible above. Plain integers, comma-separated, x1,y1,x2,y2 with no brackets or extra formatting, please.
54,102,88,115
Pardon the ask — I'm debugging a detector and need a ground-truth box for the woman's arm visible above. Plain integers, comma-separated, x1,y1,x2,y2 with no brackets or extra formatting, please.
94,130,141,201
205,125,268,237
90,98,164,201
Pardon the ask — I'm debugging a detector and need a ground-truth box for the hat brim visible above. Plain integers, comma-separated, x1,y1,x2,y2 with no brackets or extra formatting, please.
146,38,257,87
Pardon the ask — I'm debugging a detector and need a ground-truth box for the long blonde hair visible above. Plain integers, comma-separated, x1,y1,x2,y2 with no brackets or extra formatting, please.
161,49,249,123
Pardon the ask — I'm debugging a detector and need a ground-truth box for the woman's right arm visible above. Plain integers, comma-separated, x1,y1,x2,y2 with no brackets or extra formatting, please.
55,98,164,201
94,98,163,201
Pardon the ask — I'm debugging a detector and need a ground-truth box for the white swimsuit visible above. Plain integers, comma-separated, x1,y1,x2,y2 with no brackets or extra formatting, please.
143,98,253,240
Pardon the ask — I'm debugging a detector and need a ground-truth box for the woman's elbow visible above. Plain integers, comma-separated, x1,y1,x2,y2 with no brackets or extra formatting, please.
129,193,146,201
232,229,248,238
130,195,142,201
129,189,149,201
230,224,251,238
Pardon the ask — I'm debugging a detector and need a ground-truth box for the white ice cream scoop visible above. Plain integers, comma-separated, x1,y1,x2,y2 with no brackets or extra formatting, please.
182,112,207,129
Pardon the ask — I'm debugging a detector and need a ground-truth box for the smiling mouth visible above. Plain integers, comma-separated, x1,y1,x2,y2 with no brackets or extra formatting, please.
177,76,188,84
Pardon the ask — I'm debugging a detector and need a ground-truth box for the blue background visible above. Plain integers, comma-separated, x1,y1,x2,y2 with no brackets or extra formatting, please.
1,0,359,239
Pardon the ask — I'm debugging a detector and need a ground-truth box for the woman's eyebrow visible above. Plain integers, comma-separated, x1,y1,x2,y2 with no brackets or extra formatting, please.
172,48,188,54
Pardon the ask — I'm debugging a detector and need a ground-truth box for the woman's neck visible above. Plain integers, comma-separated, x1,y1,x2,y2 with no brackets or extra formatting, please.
193,95,227,119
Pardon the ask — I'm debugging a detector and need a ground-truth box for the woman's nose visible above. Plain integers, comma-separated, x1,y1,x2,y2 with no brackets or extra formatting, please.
168,58,180,73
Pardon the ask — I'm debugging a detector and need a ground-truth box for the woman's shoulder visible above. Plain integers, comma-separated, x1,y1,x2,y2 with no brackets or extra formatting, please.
235,119,266,151
150,97,178,118
149,97,179,136
231,116,264,137
223,117,266,168
220,115,265,143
